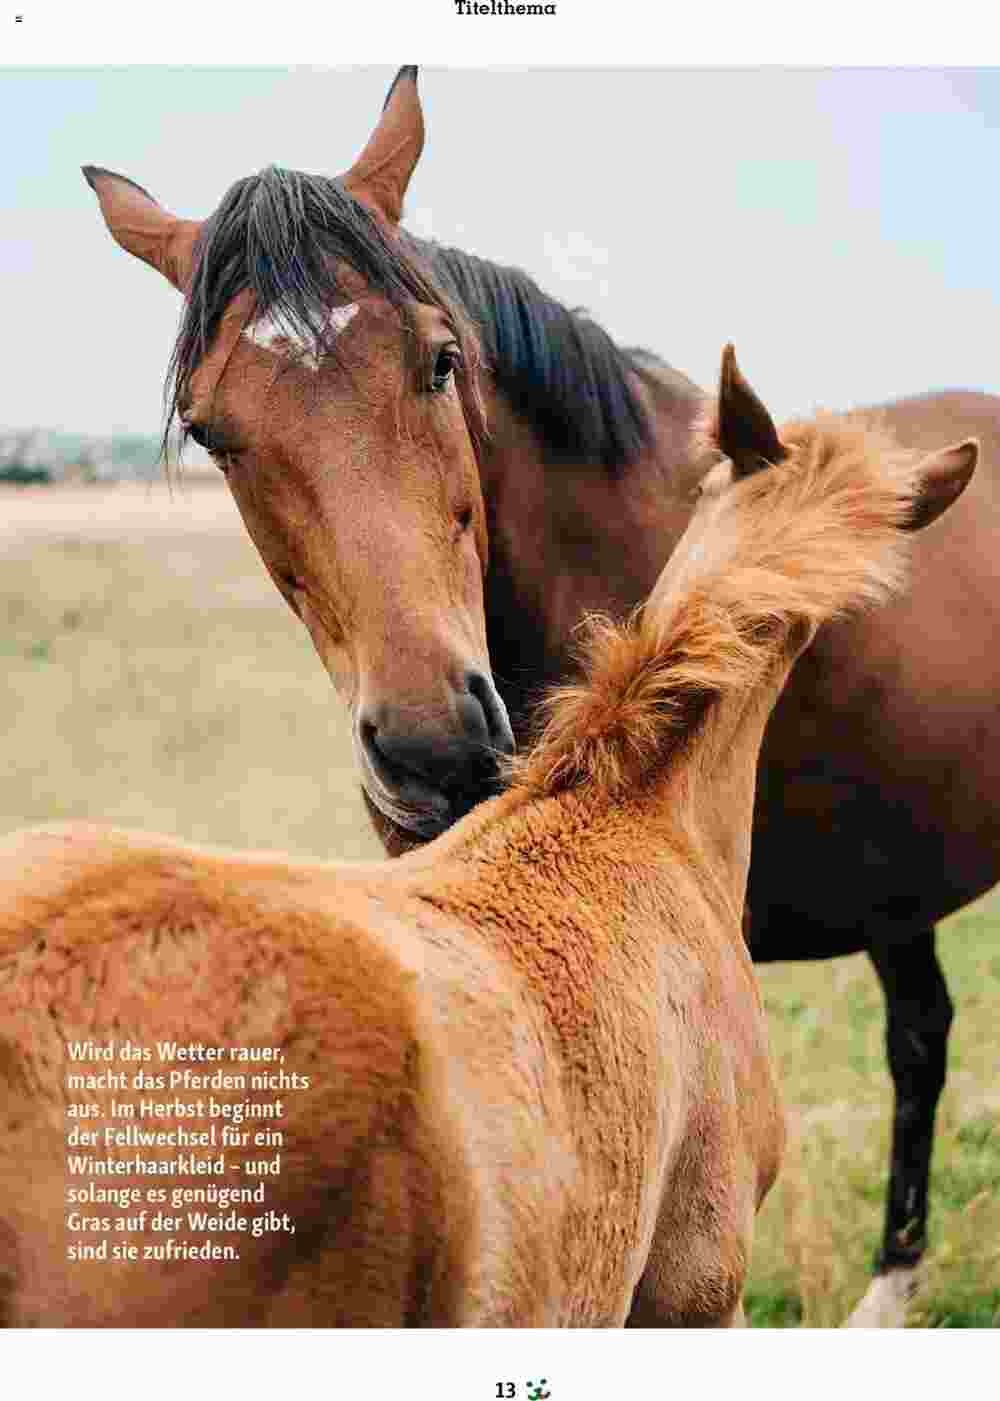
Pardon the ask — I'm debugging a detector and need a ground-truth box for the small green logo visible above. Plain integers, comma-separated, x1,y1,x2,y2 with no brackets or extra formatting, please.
526,1383,551,1401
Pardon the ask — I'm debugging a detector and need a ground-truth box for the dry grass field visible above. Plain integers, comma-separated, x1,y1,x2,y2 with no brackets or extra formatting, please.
1,482,997,1327
0,482,381,862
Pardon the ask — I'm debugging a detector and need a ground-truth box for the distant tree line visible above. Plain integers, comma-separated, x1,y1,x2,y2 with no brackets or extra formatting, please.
0,427,194,485
0,429,53,484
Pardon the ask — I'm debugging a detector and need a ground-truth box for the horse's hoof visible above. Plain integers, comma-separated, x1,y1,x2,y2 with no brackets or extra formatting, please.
843,1265,919,1327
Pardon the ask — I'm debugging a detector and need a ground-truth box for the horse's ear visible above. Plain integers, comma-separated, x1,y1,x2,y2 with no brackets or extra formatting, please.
717,343,788,478
342,66,424,226
905,438,978,530
82,166,201,293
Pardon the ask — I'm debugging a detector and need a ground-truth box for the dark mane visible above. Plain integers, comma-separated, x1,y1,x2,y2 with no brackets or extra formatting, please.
414,239,664,472
167,163,675,475
166,166,482,451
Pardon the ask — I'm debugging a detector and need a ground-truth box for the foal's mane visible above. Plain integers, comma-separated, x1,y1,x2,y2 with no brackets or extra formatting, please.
517,417,920,798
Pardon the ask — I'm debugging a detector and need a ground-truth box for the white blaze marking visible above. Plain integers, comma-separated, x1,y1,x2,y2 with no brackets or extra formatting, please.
242,303,360,370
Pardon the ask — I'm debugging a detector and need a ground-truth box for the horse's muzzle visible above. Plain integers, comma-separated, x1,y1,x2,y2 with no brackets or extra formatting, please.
359,673,515,836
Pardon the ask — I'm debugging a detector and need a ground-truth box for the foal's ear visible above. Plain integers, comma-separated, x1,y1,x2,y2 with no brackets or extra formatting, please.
82,167,201,293
905,438,978,531
717,343,788,479
342,66,424,226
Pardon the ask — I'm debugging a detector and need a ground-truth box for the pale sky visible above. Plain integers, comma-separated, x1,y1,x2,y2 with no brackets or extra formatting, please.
5,66,1000,436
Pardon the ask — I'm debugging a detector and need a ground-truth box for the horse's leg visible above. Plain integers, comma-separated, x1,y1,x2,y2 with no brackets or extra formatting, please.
844,927,952,1327
625,1227,751,1329
625,1282,747,1329
724,1298,747,1327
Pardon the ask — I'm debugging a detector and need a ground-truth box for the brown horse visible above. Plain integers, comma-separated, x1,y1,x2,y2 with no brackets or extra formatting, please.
85,103,513,843
0,354,975,1326
84,69,1000,1323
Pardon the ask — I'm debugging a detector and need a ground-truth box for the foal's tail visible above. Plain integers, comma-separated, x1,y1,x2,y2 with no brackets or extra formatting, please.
516,345,977,799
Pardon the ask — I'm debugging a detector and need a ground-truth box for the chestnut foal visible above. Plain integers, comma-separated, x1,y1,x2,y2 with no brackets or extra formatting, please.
0,350,975,1326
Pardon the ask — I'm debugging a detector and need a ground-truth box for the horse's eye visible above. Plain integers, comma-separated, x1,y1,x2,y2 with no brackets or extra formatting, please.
185,421,210,449
429,344,462,393
183,421,233,475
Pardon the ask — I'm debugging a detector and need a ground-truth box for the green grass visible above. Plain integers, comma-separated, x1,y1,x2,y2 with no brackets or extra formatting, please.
746,895,1000,1326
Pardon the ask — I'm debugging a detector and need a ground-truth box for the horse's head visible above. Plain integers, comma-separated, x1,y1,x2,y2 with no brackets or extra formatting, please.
84,70,513,842
654,344,979,642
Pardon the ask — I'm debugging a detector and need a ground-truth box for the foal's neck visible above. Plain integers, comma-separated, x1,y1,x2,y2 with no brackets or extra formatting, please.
672,671,790,918
425,661,789,948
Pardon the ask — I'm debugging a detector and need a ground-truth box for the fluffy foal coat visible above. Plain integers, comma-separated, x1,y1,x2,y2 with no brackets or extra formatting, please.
0,350,976,1326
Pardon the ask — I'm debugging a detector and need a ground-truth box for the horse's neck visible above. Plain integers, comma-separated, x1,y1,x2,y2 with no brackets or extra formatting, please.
650,671,792,923
430,661,787,951
480,383,705,737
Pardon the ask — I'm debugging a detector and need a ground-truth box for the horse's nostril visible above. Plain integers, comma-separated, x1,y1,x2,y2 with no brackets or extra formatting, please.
465,671,515,757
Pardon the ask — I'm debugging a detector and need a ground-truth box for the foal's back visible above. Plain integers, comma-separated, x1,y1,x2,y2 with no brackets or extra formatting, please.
0,810,772,1327
0,822,590,1325
0,825,469,1324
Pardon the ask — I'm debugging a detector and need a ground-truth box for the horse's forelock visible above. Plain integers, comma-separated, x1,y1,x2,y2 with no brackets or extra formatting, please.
163,166,486,460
